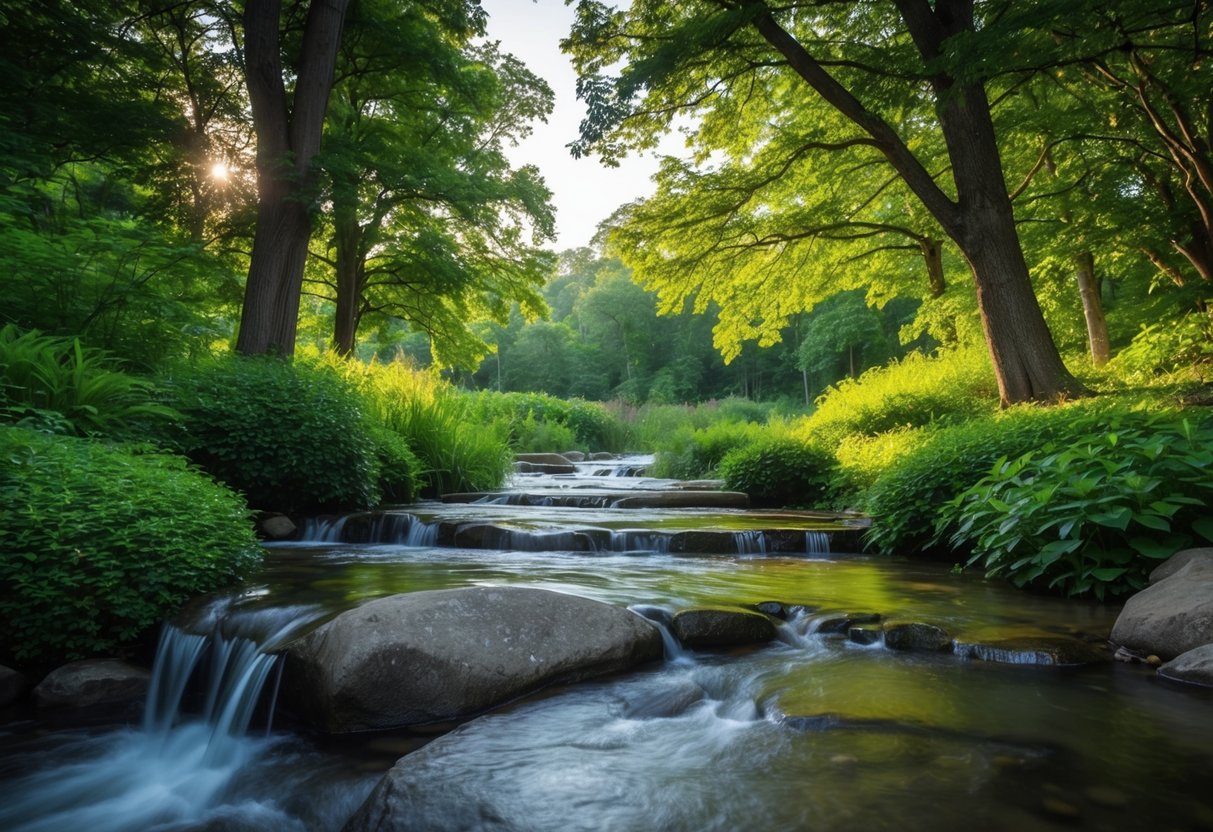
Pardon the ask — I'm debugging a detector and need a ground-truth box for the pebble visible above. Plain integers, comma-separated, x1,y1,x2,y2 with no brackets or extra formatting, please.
1146,655,1163,667
1041,797,1082,820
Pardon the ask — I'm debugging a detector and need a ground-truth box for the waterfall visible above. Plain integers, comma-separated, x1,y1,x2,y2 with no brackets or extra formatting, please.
628,604,693,665
0,608,319,832
804,531,830,555
299,515,348,542
404,518,439,547
733,530,767,556
608,530,671,554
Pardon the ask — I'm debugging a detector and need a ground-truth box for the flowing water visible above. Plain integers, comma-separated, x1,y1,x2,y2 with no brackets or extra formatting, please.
2,456,1212,831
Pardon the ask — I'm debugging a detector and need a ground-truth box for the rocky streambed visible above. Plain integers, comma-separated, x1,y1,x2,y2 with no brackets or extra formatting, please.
2,454,1212,831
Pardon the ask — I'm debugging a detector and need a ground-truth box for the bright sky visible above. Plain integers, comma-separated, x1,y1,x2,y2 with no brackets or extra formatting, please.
479,0,674,251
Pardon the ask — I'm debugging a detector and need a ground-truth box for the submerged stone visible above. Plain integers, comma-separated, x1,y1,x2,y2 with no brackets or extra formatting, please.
816,612,881,635
953,637,1108,666
883,622,953,652
279,587,662,732
848,626,883,646
33,659,150,709
670,608,777,649
754,601,788,619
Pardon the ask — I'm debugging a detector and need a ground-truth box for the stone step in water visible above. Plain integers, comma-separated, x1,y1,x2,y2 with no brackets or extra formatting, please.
298,511,857,555
441,490,752,510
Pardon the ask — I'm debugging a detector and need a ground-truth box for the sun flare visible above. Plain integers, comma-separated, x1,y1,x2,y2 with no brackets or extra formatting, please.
210,161,229,181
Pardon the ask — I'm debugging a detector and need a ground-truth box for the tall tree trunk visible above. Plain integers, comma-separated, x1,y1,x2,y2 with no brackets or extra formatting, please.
236,0,349,356
754,0,1087,405
919,237,946,297
332,207,364,356
1073,250,1110,366
937,81,1088,404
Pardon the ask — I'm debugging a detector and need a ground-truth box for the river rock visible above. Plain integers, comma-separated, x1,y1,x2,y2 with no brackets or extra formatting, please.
953,637,1108,666
670,609,777,648
883,622,953,652
514,453,577,474
589,452,615,461
32,659,150,709
279,587,662,732
1111,558,1213,659
0,664,26,706
816,612,881,635
848,626,883,646
1157,644,1213,688
258,513,297,539
1148,547,1213,584
514,460,577,475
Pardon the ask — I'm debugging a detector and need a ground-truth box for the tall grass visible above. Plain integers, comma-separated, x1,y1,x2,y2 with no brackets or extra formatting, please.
327,356,511,496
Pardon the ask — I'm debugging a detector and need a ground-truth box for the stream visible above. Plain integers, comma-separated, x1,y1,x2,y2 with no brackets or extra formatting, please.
1,455,1211,831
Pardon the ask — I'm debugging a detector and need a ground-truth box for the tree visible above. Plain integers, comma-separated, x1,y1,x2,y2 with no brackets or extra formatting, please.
235,0,351,356
312,3,554,364
566,0,1089,404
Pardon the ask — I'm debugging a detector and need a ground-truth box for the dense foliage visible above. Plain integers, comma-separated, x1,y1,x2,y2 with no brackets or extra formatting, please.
0,427,260,665
159,358,381,513
0,325,176,439
943,411,1213,599
719,438,835,509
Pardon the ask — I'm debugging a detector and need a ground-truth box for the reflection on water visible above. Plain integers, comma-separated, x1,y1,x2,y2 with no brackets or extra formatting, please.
2,541,1212,831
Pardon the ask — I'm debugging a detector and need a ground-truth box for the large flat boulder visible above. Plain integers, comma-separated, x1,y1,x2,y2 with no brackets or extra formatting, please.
1111,558,1213,660
279,587,662,732
32,659,150,709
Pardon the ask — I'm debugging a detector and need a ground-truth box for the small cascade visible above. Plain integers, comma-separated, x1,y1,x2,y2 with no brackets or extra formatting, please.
628,604,693,665
608,530,671,554
804,531,830,555
733,530,767,556
404,518,440,547
299,515,348,542
1,606,320,832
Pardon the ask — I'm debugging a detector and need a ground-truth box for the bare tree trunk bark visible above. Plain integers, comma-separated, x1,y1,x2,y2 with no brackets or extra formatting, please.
1073,250,1110,366
236,0,349,356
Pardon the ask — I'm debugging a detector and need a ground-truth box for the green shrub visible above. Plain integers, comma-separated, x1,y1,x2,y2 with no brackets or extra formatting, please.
158,357,379,513
1110,312,1213,383
0,324,175,438
942,410,1213,599
650,420,764,479
798,345,998,447
862,402,1118,557
508,413,578,454
367,425,422,504
0,427,261,665
719,438,836,508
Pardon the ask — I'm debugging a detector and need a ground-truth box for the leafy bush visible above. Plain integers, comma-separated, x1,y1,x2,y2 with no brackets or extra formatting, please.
0,427,261,665
942,411,1213,599
625,397,775,452
862,402,1117,557
719,438,836,508
367,425,422,504
158,357,379,513
650,420,764,479
1110,312,1213,383
0,324,175,438
798,345,999,447
462,390,628,451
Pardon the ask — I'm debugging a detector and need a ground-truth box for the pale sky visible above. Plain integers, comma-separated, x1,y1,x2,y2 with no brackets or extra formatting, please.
479,0,674,251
